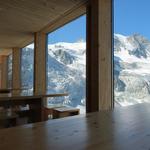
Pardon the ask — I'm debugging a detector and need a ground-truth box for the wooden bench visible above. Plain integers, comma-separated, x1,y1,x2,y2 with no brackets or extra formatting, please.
0,93,69,125
53,106,80,119
0,111,18,128
42,104,65,120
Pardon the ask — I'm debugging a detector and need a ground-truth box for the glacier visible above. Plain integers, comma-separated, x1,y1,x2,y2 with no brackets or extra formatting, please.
114,33,150,107
20,33,150,111
21,42,86,113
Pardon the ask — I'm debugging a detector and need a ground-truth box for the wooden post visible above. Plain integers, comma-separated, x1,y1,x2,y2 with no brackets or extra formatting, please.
0,64,1,88
86,0,99,112
98,0,113,110
86,0,113,112
34,32,47,95
12,48,21,95
0,56,8,88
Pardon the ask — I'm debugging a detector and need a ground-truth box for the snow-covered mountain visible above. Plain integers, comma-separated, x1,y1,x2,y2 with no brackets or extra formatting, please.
22,42,86,112
46,42,86,109
114,33,150,106
21,33,150,109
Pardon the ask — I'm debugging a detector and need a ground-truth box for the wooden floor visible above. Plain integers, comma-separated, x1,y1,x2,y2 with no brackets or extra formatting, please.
0,103,150,150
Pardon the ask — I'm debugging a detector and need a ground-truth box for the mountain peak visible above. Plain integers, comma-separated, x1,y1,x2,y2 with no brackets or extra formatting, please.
129,33,149,42
114,33,150,59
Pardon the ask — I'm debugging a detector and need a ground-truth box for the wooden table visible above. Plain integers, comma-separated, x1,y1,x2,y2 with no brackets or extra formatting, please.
0,112,18,128
0,93,68,123
0,93,68,101
0,88,29,94
0,103,150,150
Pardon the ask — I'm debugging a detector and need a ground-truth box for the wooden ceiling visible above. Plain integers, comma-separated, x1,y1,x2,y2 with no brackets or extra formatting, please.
0,0,86,49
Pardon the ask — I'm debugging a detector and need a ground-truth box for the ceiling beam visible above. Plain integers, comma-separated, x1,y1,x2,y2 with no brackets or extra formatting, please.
40,0,87,34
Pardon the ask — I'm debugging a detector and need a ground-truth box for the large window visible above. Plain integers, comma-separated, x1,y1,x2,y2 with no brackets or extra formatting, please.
47,15,86,113
21,43,34,95
114,0,150,107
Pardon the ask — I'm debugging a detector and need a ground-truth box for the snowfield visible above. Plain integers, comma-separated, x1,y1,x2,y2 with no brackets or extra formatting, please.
23,41,86,113
21,33,150,111
114,33,150,106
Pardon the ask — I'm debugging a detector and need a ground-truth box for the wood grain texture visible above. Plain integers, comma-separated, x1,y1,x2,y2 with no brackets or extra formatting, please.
0,0,86,48
53,107,80,119
34,32,46,96
98,0,113,110
0,56,8,89
0,97,43,123
86,0,113,112
86,0,99,112
0,49,12,56
0,93,68,123
41,0,87,33
0,103,150,150
0,93,69,101
12,48,21,95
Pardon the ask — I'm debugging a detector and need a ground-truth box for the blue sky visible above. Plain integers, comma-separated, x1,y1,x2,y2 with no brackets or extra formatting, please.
48,15,86,44
48,0,150,44
114,0,150,39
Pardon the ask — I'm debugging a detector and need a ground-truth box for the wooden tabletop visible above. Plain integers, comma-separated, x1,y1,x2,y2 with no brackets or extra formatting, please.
0,103,150,150
0,93,68,101
0,88,29,92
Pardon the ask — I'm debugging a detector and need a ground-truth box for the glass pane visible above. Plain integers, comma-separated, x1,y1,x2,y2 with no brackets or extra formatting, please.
7,54,12,88
47,15,86,114
21,43,34,95
114,0,150,107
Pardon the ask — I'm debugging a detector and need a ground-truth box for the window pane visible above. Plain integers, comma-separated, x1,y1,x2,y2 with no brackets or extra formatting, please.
8,54,12,88
114,0,150,107
47,15,86,114
21,43,34,95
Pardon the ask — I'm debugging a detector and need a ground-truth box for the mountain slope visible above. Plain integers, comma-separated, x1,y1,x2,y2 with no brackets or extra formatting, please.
47,42,86,108
114,34,150,106
21,33,150,109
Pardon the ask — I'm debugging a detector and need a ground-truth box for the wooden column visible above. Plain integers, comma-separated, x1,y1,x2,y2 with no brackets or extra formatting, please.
34,32,47,95
86,0,113,112
0,56,8,88
98,0,113,110
86,0,99,112
12,48,21,95
0,64,1,88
